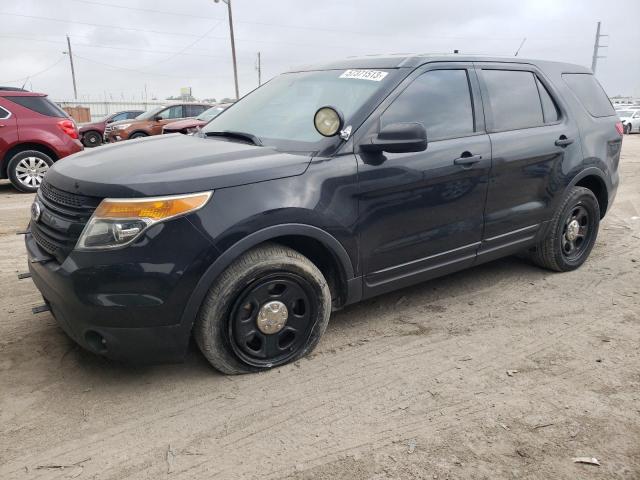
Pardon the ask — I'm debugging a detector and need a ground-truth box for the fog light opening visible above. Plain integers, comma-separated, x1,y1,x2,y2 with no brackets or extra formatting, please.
85,330,108,354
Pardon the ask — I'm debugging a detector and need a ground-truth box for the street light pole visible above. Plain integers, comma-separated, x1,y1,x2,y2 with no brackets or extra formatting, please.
215,0,240,99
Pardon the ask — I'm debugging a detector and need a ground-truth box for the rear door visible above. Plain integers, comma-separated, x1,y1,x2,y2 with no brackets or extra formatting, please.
475,64,583,261
356,63,491,297
0,104,18,171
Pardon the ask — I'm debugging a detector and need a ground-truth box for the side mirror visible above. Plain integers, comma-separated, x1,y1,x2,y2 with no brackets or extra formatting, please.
154,115,163,122
360,122,427,154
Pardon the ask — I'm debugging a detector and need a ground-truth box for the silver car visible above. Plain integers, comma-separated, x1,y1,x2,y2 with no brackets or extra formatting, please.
619,110,640,134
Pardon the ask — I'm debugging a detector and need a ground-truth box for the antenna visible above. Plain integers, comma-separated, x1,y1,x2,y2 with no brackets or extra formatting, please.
514,38,527,56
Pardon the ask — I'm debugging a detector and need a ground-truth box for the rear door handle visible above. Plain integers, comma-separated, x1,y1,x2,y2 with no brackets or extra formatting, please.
453,154,482,167
555,136,574,147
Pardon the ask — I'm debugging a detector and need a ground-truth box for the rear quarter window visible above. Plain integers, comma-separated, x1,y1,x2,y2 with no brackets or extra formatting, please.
5,96,68,118
562,73,615,117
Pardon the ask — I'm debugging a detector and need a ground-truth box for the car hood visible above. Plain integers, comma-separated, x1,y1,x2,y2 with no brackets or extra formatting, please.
163,119,206,130
46,133,313,198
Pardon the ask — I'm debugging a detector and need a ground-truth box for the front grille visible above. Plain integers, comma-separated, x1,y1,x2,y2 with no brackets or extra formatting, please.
31,181,102,262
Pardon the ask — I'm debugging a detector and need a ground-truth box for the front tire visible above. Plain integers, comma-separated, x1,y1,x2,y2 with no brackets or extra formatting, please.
624,123,633,135
529,186,600,272
82,131,102,147
129,132,148,139
7,150,53,193
194,244,331,374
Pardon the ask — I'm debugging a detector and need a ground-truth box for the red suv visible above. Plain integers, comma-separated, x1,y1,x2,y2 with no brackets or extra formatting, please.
0,87,83,192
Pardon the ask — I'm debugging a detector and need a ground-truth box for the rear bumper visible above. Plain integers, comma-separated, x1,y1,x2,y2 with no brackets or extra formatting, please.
24,217,216,364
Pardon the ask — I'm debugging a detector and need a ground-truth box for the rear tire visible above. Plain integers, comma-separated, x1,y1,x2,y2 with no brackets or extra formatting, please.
194,243,331,374
7,150,53,193
82,131,102,147
529,186,600,272
129,132,148,139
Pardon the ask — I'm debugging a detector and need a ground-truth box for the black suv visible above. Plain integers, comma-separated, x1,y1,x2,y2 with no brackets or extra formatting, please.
25,55,622,374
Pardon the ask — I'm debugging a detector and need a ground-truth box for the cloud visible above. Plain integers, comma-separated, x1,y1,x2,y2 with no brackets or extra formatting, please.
0,0,638,100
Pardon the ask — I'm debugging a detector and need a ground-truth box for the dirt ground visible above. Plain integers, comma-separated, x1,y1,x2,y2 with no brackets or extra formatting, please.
1,137,639,480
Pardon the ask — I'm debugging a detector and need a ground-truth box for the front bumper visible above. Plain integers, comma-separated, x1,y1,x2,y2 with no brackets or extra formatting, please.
24,217,216,363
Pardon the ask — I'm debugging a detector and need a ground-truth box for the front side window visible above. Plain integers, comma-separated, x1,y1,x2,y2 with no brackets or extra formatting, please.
381,69,475,141
110,112,128,122
482,70,544,131
158,105,183,120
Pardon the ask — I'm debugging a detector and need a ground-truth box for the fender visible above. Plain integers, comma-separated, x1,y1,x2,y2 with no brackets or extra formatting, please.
177,223,357,334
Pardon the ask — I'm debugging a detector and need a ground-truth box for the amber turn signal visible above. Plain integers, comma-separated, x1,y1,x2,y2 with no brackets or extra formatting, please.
94,192,212,220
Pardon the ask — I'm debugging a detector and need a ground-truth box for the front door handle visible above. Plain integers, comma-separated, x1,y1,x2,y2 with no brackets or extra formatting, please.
555,136,574,147
453,154,482,167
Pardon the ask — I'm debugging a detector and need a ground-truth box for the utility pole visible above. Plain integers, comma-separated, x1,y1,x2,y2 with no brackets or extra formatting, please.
591,21,608,74
65,35,78,100
214,0,239,99
256,52,261,86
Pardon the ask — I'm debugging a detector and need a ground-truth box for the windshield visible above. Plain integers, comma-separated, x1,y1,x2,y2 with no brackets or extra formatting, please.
136,106,166,121
197,106,226,121
202,69,394,151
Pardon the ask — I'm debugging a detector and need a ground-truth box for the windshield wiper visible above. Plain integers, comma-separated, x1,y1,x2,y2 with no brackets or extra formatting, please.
204,130,263,146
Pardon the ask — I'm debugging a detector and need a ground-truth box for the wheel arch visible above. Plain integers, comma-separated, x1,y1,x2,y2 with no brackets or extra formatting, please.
179,224,358,334
2,143,58,178
128,130,149,138
568,168,609,218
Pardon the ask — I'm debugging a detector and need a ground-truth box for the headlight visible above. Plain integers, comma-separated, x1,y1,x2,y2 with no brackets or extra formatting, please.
76,192,212,250
114,123,131,130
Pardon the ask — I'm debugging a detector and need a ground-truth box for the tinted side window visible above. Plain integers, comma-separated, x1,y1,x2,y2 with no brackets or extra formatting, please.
536,77,560,123
482,70,543,131
110,112,128,122
562,73,615,117
0,106,10,119
381,69,474,141
186,105,207,117
158,105,184,120
6,96,67,118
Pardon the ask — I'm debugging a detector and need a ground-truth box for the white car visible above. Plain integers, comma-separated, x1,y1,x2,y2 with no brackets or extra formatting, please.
619,110,640,134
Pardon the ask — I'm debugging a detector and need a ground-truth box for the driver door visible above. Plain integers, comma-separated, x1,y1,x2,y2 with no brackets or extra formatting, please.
355,64,491,298
151,105,185,135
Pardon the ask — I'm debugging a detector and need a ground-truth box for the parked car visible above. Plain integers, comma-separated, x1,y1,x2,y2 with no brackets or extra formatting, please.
162,104,231,135
79,110,144,147
0,87,82,192
104,103,211,142
26,55,621,374
618,109,640,134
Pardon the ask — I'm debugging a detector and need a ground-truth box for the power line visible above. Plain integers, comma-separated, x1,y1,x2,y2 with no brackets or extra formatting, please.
0,34,229,59
0,56,66,84
71,0,221,20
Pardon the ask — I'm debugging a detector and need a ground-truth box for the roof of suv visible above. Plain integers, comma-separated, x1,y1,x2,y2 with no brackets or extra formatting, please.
0,87,46,97
291,54,592,75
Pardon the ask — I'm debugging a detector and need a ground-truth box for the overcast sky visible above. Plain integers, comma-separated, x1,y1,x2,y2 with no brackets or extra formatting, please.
1,0,638,102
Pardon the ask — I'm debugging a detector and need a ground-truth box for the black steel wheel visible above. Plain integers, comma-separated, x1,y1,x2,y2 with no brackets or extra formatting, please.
530,186,600,272
195,243,331,374
82,131,102,147
229,273,317,367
